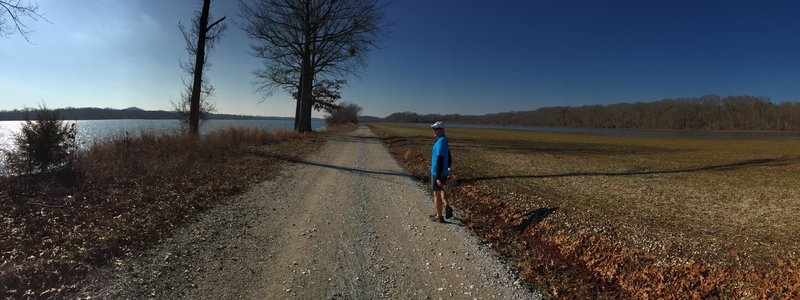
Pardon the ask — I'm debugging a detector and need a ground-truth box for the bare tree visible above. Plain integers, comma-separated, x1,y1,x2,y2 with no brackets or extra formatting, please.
252,64,344,129
239,0,388,132
176,0,226,135
0,0,46,42
289,78,345,128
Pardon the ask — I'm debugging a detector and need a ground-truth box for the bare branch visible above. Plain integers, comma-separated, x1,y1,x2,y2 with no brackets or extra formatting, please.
0,0,48,43
207,16,226,30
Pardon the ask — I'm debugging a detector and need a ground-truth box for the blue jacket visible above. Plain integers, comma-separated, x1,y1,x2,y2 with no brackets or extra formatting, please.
431,135,450,178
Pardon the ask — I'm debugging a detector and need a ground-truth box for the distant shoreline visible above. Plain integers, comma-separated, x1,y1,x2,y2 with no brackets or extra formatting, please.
0,107,301,121
0,117,301,121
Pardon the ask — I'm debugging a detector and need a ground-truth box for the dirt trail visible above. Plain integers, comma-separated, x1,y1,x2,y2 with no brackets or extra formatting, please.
79,125,540,299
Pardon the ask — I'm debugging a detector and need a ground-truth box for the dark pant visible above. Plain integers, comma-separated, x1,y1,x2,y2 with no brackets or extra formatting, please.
430,175,447,191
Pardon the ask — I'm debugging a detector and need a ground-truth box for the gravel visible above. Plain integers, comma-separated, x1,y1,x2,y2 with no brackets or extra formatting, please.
76,125,541,299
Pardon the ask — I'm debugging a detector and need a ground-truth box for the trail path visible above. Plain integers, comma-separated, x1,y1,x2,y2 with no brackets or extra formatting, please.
80,125,540,299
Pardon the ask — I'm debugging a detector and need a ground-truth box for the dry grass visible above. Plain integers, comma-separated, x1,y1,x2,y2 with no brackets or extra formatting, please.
0,126,322,298
369,123,800,298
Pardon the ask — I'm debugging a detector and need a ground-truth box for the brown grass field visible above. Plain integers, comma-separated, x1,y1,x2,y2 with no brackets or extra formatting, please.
0,127,322,298
368,123,800,298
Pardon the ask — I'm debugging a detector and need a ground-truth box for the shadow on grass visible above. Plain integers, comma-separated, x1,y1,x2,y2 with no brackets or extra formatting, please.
388,135,683,157
512,207,558,233
459,157,792,184
456,142,677,156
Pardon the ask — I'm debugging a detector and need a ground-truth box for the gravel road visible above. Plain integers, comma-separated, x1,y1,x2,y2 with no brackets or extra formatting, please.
78,125,541,299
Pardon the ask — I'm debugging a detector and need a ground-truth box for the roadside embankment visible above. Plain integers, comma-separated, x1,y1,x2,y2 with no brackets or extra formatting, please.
0,127,322,298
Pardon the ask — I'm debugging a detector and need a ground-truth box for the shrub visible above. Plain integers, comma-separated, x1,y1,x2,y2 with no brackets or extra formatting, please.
4,107,76,175
325,102,362,126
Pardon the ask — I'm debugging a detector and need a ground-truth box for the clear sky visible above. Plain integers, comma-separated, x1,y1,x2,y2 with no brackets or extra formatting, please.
3,0,800,118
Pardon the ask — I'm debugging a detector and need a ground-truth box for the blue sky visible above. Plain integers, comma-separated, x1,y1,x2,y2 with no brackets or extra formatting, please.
2,0,800,118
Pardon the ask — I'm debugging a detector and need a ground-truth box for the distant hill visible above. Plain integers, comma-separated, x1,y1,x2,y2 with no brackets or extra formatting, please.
0,107,295,121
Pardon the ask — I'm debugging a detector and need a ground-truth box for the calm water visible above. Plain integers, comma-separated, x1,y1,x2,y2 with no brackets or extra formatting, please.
0,119,325,154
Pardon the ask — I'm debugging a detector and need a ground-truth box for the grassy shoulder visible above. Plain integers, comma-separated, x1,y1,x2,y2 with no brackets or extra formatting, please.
368,123,800,298
0,127,323,298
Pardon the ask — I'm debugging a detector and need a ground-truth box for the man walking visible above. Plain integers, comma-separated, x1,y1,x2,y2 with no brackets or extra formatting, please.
430,121,453,223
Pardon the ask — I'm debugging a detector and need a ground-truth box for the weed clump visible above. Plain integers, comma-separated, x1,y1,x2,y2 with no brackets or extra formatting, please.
3,107,76,175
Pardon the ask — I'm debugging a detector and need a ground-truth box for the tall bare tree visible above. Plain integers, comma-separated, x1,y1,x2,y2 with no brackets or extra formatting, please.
177,0,226,135
289,79,345,128
239,0,387,132
0,0,46,42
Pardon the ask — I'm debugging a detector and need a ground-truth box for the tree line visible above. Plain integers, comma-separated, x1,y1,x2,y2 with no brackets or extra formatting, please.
384,95,800,131
0,107,298,121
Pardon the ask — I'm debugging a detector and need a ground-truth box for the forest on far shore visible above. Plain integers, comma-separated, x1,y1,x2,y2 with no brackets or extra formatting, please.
0,107,294,121
382,95,800,131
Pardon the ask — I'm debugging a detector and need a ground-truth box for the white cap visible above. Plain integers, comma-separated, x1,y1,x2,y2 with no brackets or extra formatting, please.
430,121,445,129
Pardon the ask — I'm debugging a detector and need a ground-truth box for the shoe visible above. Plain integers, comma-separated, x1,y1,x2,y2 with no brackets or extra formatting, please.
430,215,445,223
445,205,453,219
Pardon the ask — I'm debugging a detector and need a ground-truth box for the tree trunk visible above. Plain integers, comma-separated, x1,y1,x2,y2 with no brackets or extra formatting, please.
294,78,302,131
296,17,314,134
297,51,314,133
189,0,211,135
300,93,313,132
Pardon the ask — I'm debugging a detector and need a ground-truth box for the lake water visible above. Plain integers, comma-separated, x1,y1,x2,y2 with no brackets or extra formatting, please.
0,119,326,154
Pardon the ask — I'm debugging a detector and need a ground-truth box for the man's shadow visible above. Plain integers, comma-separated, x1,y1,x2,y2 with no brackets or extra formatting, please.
510,207,558,233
